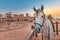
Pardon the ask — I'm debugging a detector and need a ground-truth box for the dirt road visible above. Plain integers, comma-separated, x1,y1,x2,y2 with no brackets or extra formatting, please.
0,21,33,40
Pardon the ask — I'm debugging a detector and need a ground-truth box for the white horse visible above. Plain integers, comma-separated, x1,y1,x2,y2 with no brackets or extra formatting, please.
33,5,53,40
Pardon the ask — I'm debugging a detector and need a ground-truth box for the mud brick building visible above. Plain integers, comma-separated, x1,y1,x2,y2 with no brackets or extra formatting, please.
5,12,13,25
0,14,3,23
24,13,30,21
19,14,24,21
13,14,24,21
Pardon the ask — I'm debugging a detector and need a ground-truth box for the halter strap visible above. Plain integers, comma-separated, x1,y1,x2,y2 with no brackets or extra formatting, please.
35,23,42,27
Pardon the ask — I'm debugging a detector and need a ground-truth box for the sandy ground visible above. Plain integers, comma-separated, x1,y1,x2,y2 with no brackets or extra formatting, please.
0,21,33,40
0,21,60,40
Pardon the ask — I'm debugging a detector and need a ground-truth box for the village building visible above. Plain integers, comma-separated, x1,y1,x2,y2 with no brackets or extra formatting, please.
19,14,24,21
0,14,3,23
13,14,24,21
24,13,30,21
4,12,13,25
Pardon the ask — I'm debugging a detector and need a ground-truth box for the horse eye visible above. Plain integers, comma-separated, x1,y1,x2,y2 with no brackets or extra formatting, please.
41,16,44,18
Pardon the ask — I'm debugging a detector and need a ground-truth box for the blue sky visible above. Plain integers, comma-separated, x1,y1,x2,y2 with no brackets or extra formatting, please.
0,0,60,16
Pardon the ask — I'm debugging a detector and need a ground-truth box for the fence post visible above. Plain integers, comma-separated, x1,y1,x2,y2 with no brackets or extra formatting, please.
56,21,58,35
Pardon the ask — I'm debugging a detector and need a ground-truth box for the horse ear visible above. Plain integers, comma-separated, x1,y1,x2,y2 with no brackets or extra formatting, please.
41,5,44,11
33,7,36,12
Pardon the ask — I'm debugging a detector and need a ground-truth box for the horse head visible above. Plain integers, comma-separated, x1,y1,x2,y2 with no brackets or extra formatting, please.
33,5,45,26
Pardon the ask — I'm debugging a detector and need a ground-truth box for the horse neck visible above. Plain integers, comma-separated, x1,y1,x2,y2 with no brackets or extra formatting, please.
43,17,48,26
44,17,52,28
